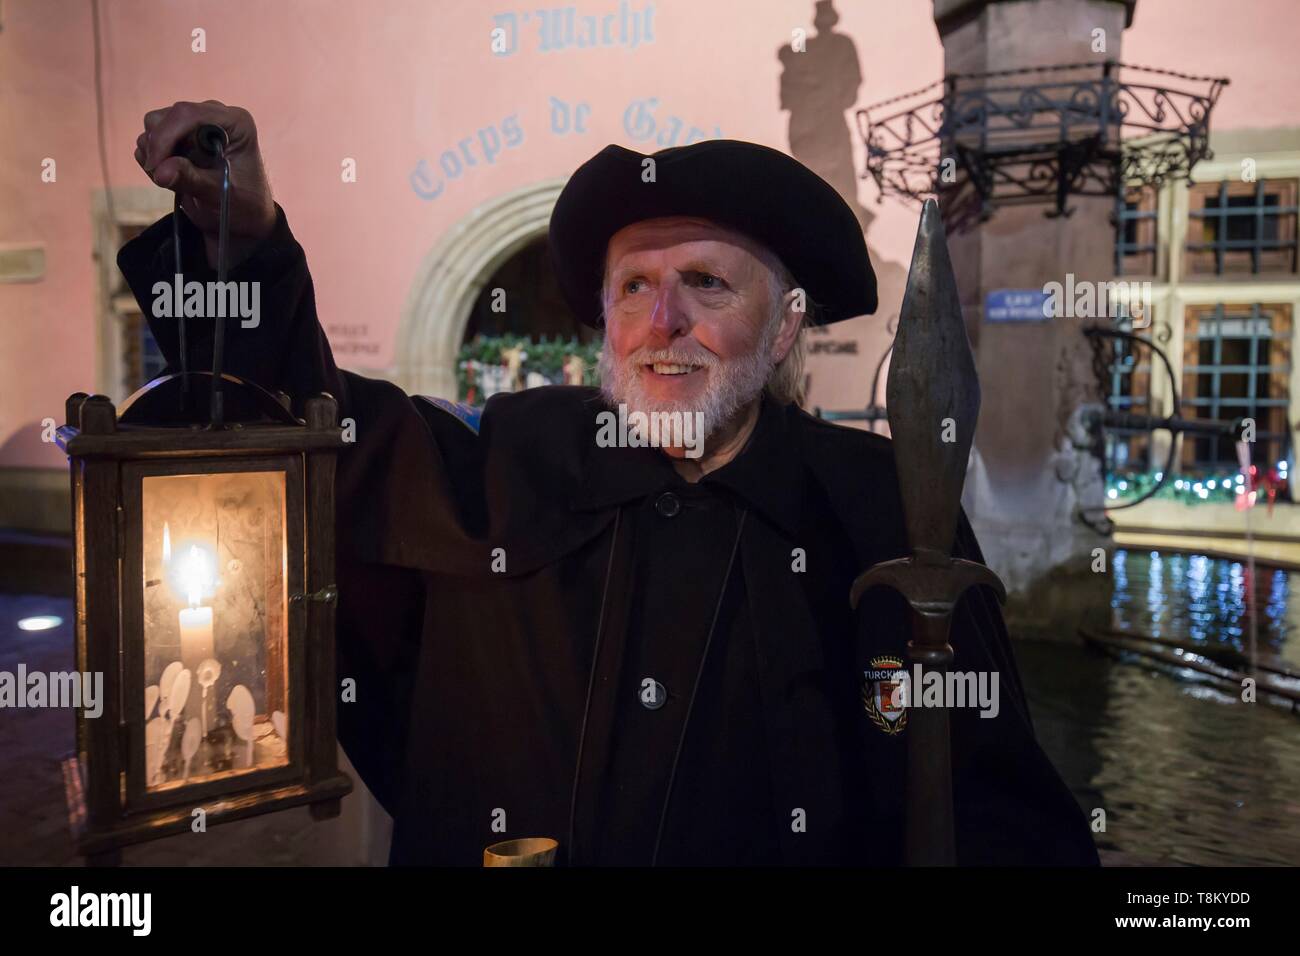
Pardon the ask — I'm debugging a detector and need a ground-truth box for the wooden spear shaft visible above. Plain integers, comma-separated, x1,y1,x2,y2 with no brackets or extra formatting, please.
849,198,1005,866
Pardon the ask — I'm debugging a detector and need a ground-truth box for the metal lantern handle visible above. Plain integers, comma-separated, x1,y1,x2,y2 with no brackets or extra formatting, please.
169,123,233,428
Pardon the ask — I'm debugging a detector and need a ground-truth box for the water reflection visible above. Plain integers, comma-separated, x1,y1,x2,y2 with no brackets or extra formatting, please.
1110,549,1297,667
1020,549,1300,865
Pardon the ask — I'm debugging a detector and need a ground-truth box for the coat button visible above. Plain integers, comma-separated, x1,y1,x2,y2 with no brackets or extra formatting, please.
655,492,681,518
640,679,667,710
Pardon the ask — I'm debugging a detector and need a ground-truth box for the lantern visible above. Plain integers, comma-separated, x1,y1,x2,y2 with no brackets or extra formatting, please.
57,375,352,864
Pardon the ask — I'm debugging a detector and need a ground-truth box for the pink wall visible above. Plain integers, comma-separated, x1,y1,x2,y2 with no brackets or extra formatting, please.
1124,0,1300,130
1,0,1296,469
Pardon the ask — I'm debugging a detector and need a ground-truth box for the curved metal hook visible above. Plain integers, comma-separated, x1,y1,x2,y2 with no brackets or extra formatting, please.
1081,326,1182,511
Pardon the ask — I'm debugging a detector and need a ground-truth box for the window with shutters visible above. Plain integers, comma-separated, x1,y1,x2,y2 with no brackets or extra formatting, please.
93,191,173,402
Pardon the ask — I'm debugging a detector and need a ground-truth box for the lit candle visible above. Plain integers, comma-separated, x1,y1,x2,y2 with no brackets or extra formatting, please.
179,606,214,671
177,544,215,672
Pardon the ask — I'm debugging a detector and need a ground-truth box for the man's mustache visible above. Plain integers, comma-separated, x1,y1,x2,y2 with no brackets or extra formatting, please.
623,348,718,368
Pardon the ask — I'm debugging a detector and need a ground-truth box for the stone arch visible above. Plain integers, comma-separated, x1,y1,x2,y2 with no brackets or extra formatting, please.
395,177,569,397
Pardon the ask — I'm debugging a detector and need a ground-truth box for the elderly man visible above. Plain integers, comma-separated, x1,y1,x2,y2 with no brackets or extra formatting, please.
121,101,1098,866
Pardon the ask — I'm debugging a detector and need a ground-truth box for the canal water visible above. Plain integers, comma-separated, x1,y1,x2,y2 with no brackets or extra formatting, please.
1018,548,1300,866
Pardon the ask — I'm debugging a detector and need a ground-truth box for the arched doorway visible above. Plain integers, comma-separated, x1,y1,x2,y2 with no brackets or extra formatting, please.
457,234,597,401
395,177,574,397
463,234,595,343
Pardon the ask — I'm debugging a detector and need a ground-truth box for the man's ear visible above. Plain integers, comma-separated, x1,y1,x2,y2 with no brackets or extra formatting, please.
771,289,804,363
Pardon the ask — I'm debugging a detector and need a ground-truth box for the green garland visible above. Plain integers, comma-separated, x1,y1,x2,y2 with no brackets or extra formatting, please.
1106,469,1283,505
456,334,602,401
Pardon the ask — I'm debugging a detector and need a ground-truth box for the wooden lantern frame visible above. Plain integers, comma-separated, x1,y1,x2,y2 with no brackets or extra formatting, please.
57,379,352,864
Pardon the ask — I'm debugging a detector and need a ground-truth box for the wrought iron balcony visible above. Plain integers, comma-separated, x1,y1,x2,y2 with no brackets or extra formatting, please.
857,60,1228,232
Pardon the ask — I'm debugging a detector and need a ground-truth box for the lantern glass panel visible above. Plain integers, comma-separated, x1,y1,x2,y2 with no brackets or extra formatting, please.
140,470,289,791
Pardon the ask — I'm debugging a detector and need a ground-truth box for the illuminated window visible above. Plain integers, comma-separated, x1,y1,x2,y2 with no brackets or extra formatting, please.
1182,303,1292,469
1185,179,1299,276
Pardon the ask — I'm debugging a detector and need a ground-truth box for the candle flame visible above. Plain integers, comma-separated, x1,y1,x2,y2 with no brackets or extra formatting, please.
162,522,171,564
179,544,212,609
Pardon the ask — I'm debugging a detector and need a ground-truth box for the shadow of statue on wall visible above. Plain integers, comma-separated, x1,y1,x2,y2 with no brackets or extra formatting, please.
778,0,874,234
777,0,908,420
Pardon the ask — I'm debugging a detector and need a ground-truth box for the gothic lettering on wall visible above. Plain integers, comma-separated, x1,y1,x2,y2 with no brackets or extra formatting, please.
491,1,656,57
408,100,724,201
409,115,525,200
623,98,723,148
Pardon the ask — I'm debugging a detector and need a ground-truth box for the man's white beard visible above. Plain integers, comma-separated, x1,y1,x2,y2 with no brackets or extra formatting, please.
597,326,777,443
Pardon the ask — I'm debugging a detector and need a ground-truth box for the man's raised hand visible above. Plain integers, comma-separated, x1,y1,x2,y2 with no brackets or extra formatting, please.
135,100,277,268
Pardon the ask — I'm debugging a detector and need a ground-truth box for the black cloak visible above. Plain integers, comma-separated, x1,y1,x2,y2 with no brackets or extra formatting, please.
117,206,1100,867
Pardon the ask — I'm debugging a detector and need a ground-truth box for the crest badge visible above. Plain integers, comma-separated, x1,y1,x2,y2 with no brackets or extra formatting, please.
862,655,908,735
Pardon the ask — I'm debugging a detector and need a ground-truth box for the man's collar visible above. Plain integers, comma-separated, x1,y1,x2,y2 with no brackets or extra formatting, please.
571,392,804,537
570,412,677,512
702,393,804,537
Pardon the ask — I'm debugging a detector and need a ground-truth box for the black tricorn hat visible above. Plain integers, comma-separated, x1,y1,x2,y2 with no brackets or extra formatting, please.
548,139,877,328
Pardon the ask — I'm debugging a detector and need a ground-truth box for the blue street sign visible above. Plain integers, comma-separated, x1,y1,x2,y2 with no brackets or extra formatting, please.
985,289,1050,323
